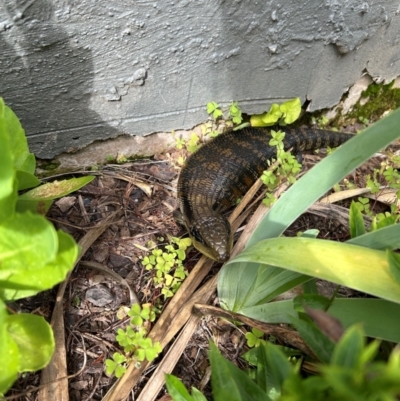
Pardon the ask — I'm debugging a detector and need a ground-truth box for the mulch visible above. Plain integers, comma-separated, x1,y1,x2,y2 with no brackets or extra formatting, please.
6,123,394,400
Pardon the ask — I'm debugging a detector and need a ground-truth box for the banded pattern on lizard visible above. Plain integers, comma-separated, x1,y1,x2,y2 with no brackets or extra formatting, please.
175,127,353,262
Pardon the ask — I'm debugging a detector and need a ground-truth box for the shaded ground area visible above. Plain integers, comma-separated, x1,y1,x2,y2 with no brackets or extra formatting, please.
7,122,396,400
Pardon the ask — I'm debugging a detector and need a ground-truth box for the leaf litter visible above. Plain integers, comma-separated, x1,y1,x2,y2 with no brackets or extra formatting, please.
6,124,400,401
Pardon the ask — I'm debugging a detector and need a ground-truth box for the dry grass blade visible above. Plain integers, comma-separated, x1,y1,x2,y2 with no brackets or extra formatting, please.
38,210,122,401
320,186,399,207
319,187,373,203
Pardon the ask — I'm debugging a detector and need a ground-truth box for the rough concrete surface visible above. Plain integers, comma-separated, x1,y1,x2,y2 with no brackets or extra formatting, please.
1,0,400,158
54,128,194,170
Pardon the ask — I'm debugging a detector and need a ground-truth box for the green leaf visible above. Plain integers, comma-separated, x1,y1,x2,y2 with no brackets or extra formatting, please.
331,325,364,368
16,176,95,214
226,237,400,304
207,101,219,114
386,249,400,284
264,341,293,386
115,364,127,378
113,352,126,364
290,314,335,363
145,341,162,361
165,374,196,401
135,348,146,361
249,114,266,127
218,261,310,312
16,170,41,191
359,339,380,366
191,387,208,401
0,300,19,395
349,201,367,238
279,98,301,125
251,344,268,392
250,104,283,127
1,222,79,300
209,342,270,401
254,342,286,398
293,294,331,312
245,330,263,348
0,100,17,223
105,359,117,375
301,279,318,294
0,212,57,285
6,313,54,371
372,214,398,231
262,104,283,125
0,98,36,174
347,223,400,250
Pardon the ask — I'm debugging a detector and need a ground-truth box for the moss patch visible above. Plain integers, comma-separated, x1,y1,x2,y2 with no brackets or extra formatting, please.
303,80,400,129
36,160,61,171
347,80,400,123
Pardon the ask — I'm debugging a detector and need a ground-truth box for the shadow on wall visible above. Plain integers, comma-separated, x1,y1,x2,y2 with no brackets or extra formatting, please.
0,0,120,158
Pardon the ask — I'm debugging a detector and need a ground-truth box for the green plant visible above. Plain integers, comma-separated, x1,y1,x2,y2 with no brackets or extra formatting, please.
186,132,201,153
245,328,266,348
349,157,400,223
105,303,162,378
207,101,223,120
311,115,330,128
0,98,94,395
106,237,191,380
166,326,400,401
229,101,243,125
174,132,201,158
346,80,400,123
359,115,370,126
353,196,373,217
142,236,191,299
116,153,128,164
260,130,302,206
175,137,186,150
206,101,244,126
250,98,301,127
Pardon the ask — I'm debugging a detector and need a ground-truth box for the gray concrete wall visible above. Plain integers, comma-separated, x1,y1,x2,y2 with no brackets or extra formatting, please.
1,0,399,159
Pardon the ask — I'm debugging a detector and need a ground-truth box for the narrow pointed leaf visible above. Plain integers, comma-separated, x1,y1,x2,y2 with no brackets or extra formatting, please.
290,315,335,363
331,325,364,368
264,342,292,386
165,374,195,401
16,176,95,214
227,237,400,304
209,342,270,401
349,201,366,238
